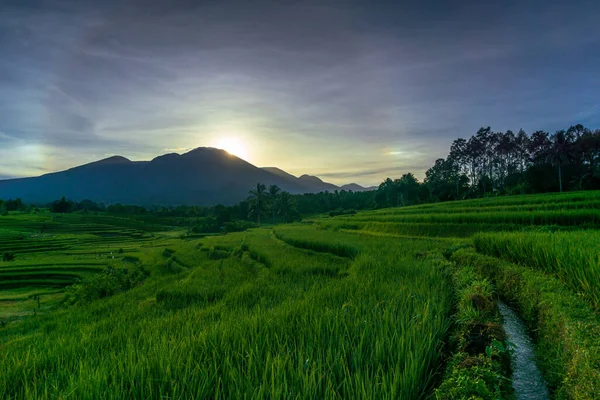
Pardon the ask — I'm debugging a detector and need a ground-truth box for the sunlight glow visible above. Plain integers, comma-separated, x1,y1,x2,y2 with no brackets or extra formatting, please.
213,137,250,160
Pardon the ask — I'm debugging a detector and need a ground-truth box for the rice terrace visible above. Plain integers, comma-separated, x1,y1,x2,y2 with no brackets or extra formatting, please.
2,0,600,398
1,191,599,399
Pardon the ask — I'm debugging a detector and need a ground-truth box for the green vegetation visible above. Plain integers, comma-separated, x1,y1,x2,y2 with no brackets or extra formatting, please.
430,253,512,400
2,190,600,398
473,231,600,309
1,213,453,398
451,250,600,399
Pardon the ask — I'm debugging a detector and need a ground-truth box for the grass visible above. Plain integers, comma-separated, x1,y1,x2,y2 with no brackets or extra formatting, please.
452,249,600,399
473,231,600,309
2,191,600,398
1,216,453,398
428,252,512,400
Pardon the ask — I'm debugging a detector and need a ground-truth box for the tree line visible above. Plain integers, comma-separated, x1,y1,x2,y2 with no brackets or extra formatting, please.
3,124,598,222
0,187,374,229
374,124,600,207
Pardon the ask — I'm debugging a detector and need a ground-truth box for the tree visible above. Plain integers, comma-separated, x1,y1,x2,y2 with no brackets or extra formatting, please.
425,158,458,201
528,130,551,165
50,197,74,213
267,184,281,222
248,183,267,227
514,129,531,173
275,191,297,222
448,138,469,198
465,135,484,189
375,178,400,208
4,198,24,212
546,130,574,192
396,173,422,206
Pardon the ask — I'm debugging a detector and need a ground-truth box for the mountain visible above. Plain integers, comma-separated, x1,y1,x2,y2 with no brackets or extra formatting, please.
261,168,338,192
0,148,372,206
261,167,298,182
340,183,376,192
261,168,370,193
298,174,338,192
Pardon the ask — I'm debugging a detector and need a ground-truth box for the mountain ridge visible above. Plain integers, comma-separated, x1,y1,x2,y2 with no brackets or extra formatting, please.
0,148,373,205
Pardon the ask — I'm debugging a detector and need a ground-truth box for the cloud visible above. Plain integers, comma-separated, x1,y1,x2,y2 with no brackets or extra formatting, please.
0,0,599,185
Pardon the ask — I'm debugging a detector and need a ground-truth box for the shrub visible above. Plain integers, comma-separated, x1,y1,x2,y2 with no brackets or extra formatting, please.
64,265,149,306
162,248,175,258
223,220,257,233
2,252,15,262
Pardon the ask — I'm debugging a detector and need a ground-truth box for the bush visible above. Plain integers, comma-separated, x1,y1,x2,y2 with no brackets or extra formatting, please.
50,197,74,213
122,255,140,263
2,252,15,262
190,217,221,233
64,265,149,306
162,248,175,258
223,220,257,233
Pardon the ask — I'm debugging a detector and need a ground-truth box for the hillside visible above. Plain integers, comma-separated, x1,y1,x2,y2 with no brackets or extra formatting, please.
0,148,369,206
2,192,600,398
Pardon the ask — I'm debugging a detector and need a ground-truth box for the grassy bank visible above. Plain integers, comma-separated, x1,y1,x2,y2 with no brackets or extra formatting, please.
452,249,600,399
428,252,513,400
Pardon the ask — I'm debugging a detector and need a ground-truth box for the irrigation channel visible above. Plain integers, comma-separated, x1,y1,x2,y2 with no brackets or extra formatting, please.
498,301,550,400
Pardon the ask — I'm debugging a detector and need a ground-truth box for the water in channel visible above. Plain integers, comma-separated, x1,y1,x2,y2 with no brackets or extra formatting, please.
497,301,550,400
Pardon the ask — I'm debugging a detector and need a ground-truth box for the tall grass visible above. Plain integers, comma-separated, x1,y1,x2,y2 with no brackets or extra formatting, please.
473,231,600,309
1,227,452,399
318,220,527,238
340,209,600,226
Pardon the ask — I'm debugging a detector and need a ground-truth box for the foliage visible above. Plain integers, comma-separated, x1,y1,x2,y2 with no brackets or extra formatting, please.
50,197,75,213
223,219,257,233
63,265,149,306
474,231,600,309
452,250,600,399
1,222,453,399
3,198,26,212
429,253,512,400
4,190,600,398
370,124,600,209
328,208,357,217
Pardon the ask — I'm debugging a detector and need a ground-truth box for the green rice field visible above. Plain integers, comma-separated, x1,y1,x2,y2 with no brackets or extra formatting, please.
2,191,600,399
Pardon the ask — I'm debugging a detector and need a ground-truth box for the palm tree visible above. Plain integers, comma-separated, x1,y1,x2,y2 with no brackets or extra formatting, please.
546,130,573,193
267,185,281,223
275,191,296,222
248,183,267,227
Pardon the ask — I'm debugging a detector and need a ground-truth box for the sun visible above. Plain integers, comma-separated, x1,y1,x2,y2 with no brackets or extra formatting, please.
213,137,249,160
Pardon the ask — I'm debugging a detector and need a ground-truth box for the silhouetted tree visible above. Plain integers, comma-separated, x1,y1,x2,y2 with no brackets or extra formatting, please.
4,198,25,212
546,130,573,192
397,173,421,206
275,191,297,222
248,183,267,227
449,138,468,198
425,158,460,201
267,184,281,222
50,197,74,213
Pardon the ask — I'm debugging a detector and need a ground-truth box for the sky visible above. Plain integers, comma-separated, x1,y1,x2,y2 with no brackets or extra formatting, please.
1,0,599,186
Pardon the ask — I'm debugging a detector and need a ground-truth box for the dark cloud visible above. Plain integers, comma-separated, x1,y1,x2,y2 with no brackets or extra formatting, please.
1,0,599,184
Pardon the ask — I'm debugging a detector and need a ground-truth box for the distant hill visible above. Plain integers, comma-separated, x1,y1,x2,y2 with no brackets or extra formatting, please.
0,148,372,206
340,183,377,192
261,168,372,193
